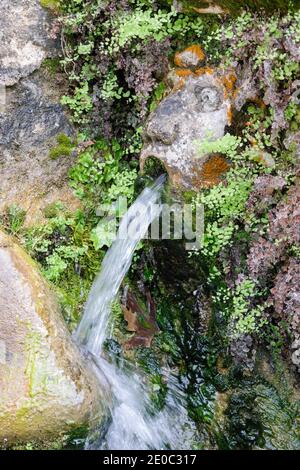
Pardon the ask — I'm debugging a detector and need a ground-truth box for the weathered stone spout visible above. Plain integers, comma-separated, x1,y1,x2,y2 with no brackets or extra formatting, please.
141,46,234,190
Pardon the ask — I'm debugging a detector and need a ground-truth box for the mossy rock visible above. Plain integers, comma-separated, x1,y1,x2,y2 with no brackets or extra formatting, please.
0,230,106,448
40,0,61,13
49,133,74,160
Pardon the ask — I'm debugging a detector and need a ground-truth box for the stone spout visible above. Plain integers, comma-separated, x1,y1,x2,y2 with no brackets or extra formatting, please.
140,46,235,190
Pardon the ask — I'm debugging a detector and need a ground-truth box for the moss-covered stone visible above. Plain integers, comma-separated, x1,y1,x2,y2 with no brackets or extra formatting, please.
49,133,74,160
0,230,106,447
40,0,61,13
42,58,61,75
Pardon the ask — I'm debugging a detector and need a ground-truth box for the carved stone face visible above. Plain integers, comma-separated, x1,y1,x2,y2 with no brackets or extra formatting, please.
141,71,232,189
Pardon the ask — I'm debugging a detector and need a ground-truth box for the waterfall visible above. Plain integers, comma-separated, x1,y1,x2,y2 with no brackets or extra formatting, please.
75,176,196,450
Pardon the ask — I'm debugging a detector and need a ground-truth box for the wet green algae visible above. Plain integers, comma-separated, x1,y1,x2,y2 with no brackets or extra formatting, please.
120,238,300,450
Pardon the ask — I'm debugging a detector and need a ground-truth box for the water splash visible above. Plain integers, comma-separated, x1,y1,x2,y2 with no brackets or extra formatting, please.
75,176,196,450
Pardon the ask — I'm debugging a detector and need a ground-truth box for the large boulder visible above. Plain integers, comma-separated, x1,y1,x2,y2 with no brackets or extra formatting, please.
0,0,79,225
0,230,103,447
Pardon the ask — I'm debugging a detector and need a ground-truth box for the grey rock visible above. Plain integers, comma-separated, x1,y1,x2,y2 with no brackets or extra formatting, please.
0,78,72,147
0,230,105,447
0,0,59,86
0,0,79,224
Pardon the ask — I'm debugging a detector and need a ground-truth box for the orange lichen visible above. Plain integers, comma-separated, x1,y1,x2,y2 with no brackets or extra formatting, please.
172,69,194,90
223,73,237,93
193,155,230,189
187,44,206,61
219,73,237,100
227,105,233,125
174,45,205,68
233,88,239,100
174,51,184,68
249,97,267,109
175,69,194,78
195,66,214,76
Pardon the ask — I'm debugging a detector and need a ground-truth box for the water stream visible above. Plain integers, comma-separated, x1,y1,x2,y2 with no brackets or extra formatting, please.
75,176,196,450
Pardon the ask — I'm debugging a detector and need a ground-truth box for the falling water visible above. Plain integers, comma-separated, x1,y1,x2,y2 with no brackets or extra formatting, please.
75,176,196,450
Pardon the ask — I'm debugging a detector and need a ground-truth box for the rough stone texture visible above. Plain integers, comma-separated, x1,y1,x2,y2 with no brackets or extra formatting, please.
0,0,79,225
0,0,59,87
0,230,104,446
141,47,233,189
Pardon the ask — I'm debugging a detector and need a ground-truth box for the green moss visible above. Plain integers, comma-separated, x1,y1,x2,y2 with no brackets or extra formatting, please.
42,58,61,75
0,204,26,235
143,157,167,178
49,134,74,160
6,424,89,450
221,0,299,13
43,202,64,219
62,424,89,449
222,382,300,450
40,0,61,12
24,329,43,398
57,275,93,330
149,82,167,112
8,438,65,451
49,145,72,159
183,190,197,204
57,133,72,146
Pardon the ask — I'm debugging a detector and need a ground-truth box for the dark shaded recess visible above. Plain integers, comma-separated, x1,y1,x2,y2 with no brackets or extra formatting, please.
143,157,168,178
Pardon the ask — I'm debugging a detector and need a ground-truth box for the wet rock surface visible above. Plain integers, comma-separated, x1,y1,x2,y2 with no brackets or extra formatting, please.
0,230,103,447
0,0,78,224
